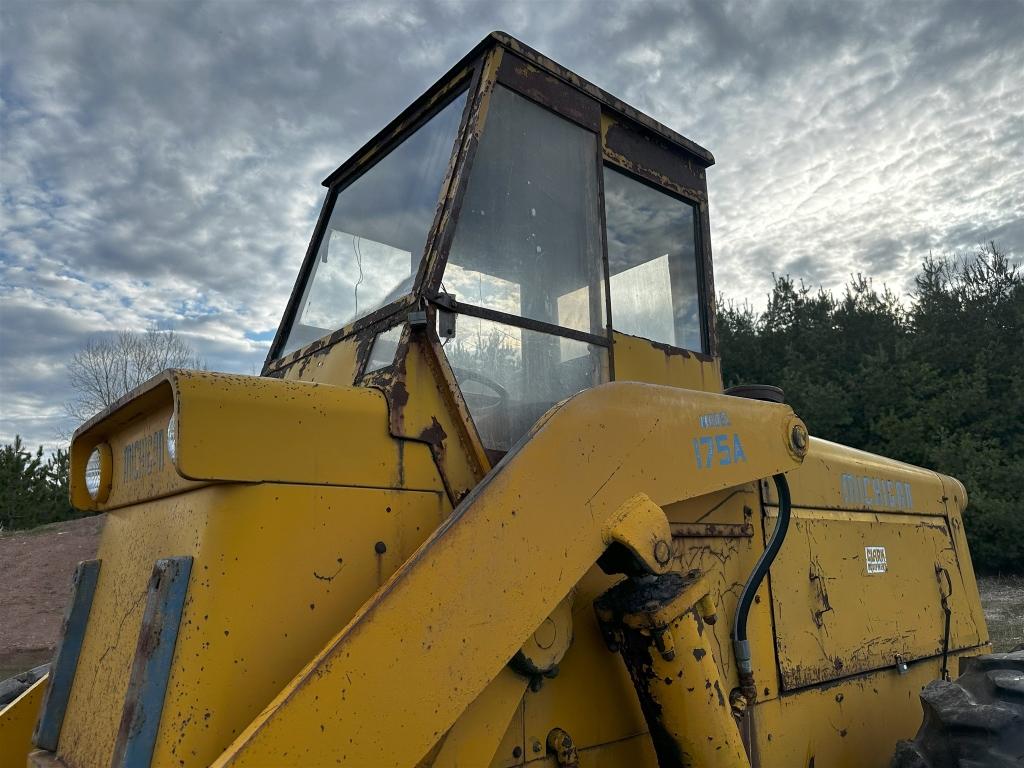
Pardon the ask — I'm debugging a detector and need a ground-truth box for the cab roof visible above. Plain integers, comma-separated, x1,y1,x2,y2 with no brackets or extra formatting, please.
322,31,715,189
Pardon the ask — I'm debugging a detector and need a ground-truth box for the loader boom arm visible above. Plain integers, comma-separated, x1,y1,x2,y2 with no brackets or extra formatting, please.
214,382,805,767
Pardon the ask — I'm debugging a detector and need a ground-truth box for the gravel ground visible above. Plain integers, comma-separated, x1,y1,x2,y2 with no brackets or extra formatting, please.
0,516,1021,680
977,574,1024,652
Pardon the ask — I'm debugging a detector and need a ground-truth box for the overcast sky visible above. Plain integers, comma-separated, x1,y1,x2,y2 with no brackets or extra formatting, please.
2,0,1022,449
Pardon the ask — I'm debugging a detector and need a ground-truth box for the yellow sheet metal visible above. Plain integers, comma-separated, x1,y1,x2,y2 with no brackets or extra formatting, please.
753,648,986,766
612,331,723,393
771,508,984,688
214,382,804,767
0,675,47,768
69,371,442,511
55,482,449,768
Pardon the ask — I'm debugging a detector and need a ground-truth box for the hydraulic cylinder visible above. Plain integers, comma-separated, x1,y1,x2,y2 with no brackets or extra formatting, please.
595,570,749,768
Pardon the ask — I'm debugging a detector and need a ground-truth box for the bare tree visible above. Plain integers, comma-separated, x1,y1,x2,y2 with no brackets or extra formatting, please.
64,329,204,422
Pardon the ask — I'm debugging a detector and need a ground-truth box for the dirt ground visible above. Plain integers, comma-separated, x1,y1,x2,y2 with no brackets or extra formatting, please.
0,516,1020,681
0,515,105,680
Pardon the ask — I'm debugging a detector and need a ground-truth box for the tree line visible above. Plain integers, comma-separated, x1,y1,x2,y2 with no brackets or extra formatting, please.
718,243,1022,574
0,438,77,531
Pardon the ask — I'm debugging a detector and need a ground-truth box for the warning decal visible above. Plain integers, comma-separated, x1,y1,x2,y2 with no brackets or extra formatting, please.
865,546,887,574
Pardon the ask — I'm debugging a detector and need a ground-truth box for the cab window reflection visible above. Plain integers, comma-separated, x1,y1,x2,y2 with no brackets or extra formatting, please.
604,167,702,351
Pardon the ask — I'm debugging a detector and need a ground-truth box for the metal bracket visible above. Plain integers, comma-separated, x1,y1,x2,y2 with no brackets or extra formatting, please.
600,493,673,576
33,559,101,751
110,556,193,768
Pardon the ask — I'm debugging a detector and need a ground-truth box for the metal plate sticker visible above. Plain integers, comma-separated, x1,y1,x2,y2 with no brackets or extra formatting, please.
865,546,887,574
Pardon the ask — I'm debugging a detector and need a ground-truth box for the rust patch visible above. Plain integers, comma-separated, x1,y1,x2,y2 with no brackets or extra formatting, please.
671,522,754,539
644,335,716,363
417,416,448,446
386,378,409,427
603,117,708,202
497,52,600,131
265,296,414,377
491,33,714,165
422,49,500,293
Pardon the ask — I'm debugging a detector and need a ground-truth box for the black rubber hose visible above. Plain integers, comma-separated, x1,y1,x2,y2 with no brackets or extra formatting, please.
732,473,791,697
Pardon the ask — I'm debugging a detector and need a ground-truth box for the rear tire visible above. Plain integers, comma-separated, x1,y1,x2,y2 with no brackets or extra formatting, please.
891,649,1024,768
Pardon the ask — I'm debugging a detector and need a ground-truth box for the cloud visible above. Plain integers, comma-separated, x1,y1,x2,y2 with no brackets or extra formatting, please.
1,0,1021,447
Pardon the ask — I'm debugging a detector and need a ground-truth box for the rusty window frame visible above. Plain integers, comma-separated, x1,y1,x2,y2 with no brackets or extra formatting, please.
593,114,616,377
263,62,480,370
600,161,710,356
421,53,613,353
264,33,719,373
600,115,717,357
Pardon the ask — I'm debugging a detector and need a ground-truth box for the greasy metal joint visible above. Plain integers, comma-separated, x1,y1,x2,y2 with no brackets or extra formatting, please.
652,628,676,662
729,688,749,717
546,727,580,767
732,638,757,702
594,570,750,767
600,493,673,576
653,539,672,566
512,593,574,679
790,423,809,455
696,592,718,625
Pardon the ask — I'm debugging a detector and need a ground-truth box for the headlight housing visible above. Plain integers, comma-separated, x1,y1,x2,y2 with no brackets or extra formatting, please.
166,416,177,464
85,449,102,497
84,443,112,503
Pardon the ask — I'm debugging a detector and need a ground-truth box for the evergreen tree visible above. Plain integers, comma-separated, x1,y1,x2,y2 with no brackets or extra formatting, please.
719,243,1023,573
0,438,78,532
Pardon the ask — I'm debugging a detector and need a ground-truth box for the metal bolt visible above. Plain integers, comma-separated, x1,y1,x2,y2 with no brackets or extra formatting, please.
374,541,387,554
653,629,676,661
791,424,809,453
654,539,671,565
532,740,543,753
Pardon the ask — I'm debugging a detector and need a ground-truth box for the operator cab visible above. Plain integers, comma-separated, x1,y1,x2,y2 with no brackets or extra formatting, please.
266,32,719,455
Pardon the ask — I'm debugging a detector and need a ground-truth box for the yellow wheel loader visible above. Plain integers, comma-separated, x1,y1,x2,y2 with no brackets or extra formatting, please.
2,32,1020,768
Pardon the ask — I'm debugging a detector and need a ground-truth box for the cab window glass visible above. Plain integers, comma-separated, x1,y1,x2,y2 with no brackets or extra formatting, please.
444,315,605,452
280,91,467,356
440,84,607,452
604,167,702,351
443,85,605,335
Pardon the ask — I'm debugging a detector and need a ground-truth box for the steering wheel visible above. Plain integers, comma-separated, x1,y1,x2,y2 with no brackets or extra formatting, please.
451,367,510,413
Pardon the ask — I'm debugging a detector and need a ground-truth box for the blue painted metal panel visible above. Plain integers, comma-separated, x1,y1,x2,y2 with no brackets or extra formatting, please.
33,558,101,751
110,556,193,768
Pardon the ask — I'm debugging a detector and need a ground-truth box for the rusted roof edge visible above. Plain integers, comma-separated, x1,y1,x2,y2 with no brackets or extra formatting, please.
489,32,715,167
321,31,714,188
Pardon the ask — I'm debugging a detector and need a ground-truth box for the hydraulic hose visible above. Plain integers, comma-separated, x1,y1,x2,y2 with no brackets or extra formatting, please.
732,473,791,700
